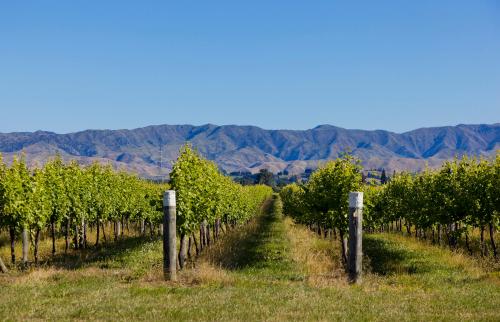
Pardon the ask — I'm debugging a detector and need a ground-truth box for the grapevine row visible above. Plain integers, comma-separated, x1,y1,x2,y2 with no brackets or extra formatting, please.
280,154,362,263
0,145,272,270
280,153,499,262
169,145,273,268
364,154,499,257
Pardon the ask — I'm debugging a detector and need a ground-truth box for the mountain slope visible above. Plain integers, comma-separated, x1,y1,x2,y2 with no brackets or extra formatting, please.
0,123,498,177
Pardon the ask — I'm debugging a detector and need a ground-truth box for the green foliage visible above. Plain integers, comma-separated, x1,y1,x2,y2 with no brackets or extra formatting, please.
280,151,499,256
280,154,362,233
0,145,270,254
2,156,32,230
0,154,168,241
365,153,499,253
30,168,52,230
170,145,273,235
43,156,70,226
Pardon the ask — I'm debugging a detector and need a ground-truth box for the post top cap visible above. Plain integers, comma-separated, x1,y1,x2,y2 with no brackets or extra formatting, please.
349,191,363,208
163,190,176,206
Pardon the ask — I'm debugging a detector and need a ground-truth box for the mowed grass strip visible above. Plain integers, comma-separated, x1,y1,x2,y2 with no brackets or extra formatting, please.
0,198,499,321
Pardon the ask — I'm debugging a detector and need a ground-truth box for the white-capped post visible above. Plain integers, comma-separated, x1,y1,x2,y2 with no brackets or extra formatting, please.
348,191,363,284
163,190,177,281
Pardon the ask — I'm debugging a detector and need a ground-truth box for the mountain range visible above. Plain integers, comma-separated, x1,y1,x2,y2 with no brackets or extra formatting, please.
0,123,498,178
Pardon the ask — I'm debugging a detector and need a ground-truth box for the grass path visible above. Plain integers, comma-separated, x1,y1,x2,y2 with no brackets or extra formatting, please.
0,198,499,321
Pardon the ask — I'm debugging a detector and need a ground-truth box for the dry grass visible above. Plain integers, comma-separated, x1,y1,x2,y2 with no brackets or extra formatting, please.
393,227,500,272
0,223,155,271
141,204,268,287
286,218,347,287
378,233,499,284
0,200,499,321
200,219,261,270
0,265,133,287
179,262,235,286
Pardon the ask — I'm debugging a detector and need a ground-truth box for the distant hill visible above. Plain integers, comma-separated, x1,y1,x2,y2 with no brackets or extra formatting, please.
0,123,498,178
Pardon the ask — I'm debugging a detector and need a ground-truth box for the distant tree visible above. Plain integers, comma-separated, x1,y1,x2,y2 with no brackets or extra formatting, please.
236,176,255,186
256,169,275,187
362,172,367,184
381,169,388,184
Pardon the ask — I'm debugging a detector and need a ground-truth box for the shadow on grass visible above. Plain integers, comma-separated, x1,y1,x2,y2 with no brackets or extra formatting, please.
0,234,8,249
229,211,285,269
363,235,428,275
204,198,296,278
45,235,160,270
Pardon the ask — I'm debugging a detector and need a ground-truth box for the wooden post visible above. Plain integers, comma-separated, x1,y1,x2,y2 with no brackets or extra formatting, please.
163,190,177,281
348,191,363,284
22,227,29,265
116,221,121,240
140,219,146,236
0,256,8,273
82,219,87,249
178,234,188,269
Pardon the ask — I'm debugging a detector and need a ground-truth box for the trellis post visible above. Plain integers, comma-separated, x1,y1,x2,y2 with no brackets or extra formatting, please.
163,190,177,281
348,191,363,284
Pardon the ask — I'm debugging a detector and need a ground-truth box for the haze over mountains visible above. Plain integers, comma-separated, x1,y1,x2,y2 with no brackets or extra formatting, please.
0,123,498,178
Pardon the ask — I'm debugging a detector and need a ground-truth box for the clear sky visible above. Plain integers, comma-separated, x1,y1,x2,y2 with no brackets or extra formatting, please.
0,1,499,134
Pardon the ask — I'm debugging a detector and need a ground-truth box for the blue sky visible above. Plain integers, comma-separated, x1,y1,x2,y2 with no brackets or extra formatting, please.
0,1,499,133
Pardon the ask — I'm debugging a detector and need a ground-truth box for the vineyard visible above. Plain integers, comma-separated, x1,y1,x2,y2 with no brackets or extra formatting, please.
0,145,272,273
280,153,500,263
0,148,499,320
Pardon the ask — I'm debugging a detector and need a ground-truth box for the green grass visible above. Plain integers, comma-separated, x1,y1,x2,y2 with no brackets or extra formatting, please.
0,201,499,321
